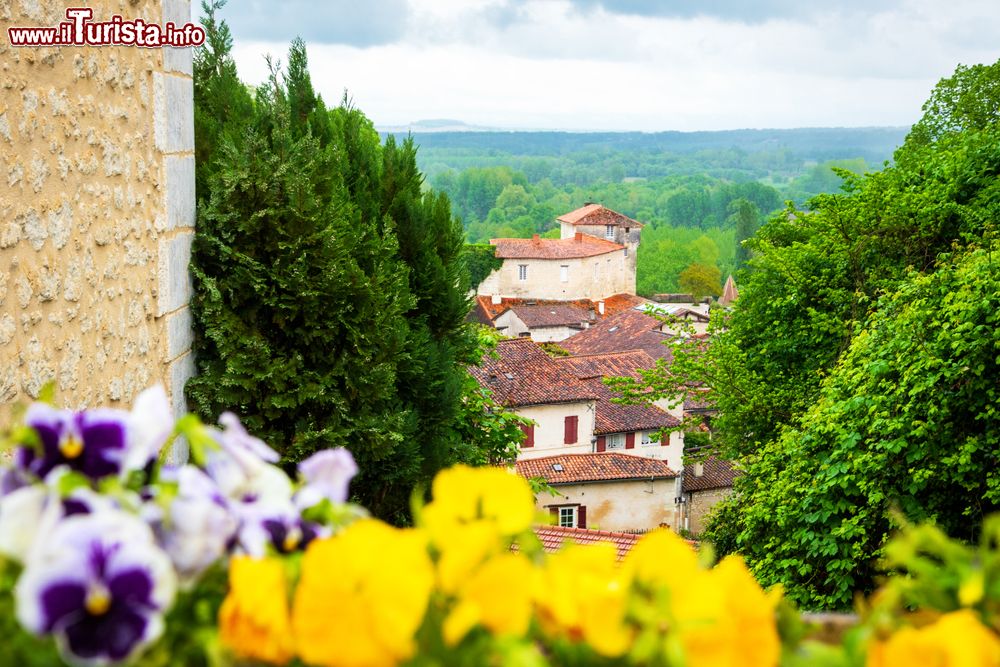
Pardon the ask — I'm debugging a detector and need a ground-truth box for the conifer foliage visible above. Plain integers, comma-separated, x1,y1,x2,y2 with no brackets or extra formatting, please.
188,2,510,521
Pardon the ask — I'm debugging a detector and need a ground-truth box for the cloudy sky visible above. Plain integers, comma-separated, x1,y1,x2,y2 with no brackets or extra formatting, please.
215,0,1000,132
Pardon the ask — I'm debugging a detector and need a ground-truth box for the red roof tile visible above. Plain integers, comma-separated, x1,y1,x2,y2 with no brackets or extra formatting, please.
516,452,676,484
506,303,592,328
531,525,640,560
471,294,645,327
586,379,679,434
554,349,657,380
557,204,645,229
469,339,599,407
491,234,623,259
562,309,674,360
683,455,739,492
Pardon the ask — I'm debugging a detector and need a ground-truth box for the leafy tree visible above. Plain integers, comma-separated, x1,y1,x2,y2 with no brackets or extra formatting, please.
729,198,760,270
678,262,722,298
463,244,503,289
189,24,498,521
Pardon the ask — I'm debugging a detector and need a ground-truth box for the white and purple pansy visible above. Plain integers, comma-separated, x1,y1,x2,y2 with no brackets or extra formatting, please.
149,465,238,584
261,514,324,555
294,447,358,510
16,510,176,666
18,386,173,483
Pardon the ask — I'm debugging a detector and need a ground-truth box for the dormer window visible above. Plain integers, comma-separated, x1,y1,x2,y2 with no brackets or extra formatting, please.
605,225,614,240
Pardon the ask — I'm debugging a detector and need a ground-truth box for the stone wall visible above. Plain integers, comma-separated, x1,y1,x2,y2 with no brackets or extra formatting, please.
685,487,732,535
0,0,195,420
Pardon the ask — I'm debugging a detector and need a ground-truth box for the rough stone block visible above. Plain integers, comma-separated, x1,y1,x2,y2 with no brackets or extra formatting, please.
153,73,193,153
156,232,193,316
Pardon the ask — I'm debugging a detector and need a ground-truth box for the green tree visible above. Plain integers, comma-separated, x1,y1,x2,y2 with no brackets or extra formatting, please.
678,262,722,298
728,198,760,270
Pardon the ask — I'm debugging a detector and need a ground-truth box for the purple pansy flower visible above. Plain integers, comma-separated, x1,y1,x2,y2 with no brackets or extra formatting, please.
16,511,176,666
22,405,131,481
294,447,358,510
19,386,173,484
262,515,324,554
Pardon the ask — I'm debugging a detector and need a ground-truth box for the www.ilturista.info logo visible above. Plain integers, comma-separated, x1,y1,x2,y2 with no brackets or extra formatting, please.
8,8,205,47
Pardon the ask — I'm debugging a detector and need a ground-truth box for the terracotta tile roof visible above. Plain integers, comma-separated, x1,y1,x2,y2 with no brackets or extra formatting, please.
531,525,640,561
470,294,645,327
516,452,676,485
587,379,680,434
683,455,739,492
561,309,673,360
554,349,657,380
720,275,739,306
506,303,592,328
469,338,599,407
491,234,623,259
557,204,645,229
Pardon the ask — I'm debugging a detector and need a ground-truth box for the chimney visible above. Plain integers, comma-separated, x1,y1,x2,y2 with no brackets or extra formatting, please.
532,234,540,242
598,300,605,315
574,232,583,242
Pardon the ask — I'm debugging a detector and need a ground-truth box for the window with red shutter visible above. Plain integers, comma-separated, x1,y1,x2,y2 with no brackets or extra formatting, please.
596,436,606,452
661,431,670,446
578,505,587,528
625,432,635,449
564,415,578,444
521,423,534,447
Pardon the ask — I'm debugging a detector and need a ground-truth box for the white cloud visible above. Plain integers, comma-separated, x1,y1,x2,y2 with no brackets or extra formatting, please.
226,0,1000,131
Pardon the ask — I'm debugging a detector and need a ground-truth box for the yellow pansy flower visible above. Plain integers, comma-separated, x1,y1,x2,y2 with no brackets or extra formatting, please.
421,465,535,541
535,542,632,657
443,552,536,646
434,520,503,595
292,519,434,667
867,609,1000,667
219,556,296,665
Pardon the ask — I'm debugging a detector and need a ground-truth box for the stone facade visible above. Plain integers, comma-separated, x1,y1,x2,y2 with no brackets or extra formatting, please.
684,487,732,535
478,250,632,302
560,220,640,292
542,477,681,532
516,401,596,460
0,0,196,420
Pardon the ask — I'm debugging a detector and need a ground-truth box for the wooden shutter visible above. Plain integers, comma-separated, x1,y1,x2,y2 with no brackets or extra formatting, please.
549,506,558,522
521,423,534,448
596,435,606,452
625,432,635,449
564,416,578,444
661,431,670,446
578,505,587,529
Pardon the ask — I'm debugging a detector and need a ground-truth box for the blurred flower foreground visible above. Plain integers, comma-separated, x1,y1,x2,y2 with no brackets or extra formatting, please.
0,387,998,667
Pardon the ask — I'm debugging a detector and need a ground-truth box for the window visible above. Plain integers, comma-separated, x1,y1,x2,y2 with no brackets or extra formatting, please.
564,415,579,444
605,225,615,240
624,246,629,258
518,264,528,281
641,431,656,446
558,506,577,528
606,433,625,450
560,265,569,282
520,423,534,448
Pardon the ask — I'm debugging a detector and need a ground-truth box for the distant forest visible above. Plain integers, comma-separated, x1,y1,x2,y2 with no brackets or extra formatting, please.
383,127,908,296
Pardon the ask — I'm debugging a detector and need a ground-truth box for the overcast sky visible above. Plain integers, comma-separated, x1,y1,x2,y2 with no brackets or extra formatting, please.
215,0,1000,132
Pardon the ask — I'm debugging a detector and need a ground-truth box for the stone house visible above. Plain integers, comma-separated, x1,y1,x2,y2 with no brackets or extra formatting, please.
681,455,738,535
469,293,646,342
477,204,642,302
469,338,599,459
516,452,680,532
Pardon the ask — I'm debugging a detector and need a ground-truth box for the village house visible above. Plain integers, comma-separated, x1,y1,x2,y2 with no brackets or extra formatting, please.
469,338,599,459
681,454,738,535
554,350,684,472
477,204,642,302
560,307,674,359
516,452,680,532
469,293,645,342
471,339,683,465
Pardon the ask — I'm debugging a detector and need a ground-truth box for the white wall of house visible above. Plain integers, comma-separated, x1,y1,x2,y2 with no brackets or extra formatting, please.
516,401,596,460
607,430,684,474
541,477,681,532
478,251,631,301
